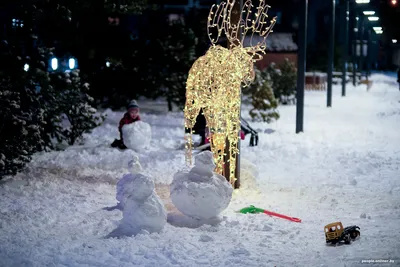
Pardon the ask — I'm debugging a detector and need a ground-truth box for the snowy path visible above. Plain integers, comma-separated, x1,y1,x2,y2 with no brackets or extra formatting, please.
1,74,399,267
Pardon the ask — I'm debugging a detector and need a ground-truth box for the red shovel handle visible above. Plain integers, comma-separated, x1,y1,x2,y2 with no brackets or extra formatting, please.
263,210,302,223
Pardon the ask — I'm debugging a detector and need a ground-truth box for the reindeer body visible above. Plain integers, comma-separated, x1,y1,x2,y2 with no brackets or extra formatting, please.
184,0,276,184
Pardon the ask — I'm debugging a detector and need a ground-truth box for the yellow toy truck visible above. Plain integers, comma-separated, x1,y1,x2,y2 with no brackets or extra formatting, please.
324,222,360,245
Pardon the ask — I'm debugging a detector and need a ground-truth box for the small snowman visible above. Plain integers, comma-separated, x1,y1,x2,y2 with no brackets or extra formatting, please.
170,151,233,220
114,155,167,236
115,155,142,210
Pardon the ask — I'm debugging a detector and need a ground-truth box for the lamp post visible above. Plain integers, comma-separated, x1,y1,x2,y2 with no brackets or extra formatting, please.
352,13,358,86
342,0,350,96
343,0,376,92
358,15,365,80
366,28,371,78
327,0,335,107
296,0,308,133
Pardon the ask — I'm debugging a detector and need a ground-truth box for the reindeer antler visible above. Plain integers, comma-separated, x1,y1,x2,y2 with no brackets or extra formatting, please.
242,0,277,61
223,0,242,47
208,0,276,59
207,2,227,45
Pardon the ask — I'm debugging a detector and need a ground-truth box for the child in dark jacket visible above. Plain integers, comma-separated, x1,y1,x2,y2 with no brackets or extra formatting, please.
111,100,141,149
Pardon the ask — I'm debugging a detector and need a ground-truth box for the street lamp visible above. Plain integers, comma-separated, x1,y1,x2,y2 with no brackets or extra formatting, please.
51,58,58,71
68,58,76,70
327,0,335,107
392,39,398,43
344,0,379,89
363,11,375,15
24,64,29,72
368,16,379,21
48,57,78,72
296,0,308,133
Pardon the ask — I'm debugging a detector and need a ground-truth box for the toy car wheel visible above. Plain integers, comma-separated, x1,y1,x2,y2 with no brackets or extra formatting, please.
350,230,360,240
344,234,351,244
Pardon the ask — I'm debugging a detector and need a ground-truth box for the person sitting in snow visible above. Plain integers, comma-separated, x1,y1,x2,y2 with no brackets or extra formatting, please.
111,100,141,149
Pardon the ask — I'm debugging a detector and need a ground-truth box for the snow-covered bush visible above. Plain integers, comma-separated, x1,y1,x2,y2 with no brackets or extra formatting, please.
0,42,46,179
44,69,104,146
267,59,297,105
0,42,103,178
243,67,280,123
0,81,46,179
21,47,104,148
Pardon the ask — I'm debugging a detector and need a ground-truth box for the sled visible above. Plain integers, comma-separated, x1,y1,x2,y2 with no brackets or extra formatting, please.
240,117,258,147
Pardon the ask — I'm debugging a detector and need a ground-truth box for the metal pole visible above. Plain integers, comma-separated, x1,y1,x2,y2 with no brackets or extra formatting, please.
296,0,307,133
327,0,335,107
359,15,364,80
366,28,371,79
234,0,243,189
342,0,349,96
352,10,358,86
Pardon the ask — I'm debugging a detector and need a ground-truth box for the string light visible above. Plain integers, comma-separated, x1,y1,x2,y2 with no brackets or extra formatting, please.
184,0,276,185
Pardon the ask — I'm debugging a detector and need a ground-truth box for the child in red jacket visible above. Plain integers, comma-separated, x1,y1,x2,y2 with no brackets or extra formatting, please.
111,100,141,149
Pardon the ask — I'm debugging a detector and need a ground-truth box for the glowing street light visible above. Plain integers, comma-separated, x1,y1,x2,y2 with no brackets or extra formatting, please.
393,39,398,43
355,0,370,3
373,27,382,31
368,16,379,21
51,58,58,71
375,30,383,34
68,58,76,69
24,64,29,72
106,61,111,67
391,0,397,6
363,11,375,15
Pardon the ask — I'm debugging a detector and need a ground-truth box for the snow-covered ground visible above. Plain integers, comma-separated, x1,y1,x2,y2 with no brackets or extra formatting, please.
1,73,399,267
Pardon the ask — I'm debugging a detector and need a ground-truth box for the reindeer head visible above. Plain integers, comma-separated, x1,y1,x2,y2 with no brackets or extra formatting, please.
207,0,277,60
207,0,276,86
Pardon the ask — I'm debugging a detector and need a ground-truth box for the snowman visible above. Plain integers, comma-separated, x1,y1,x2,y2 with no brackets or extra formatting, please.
170,151,233,220
114,155,167,236
115,155,142,210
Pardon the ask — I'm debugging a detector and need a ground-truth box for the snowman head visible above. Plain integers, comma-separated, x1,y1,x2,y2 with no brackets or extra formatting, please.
128,155,142,174
194,151,216,170
128,174,155,201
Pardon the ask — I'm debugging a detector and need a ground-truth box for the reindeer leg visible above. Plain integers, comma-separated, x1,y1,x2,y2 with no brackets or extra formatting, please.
184,60,204,166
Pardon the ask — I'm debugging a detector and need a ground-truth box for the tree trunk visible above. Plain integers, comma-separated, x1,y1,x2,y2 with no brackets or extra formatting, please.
167,97,173,112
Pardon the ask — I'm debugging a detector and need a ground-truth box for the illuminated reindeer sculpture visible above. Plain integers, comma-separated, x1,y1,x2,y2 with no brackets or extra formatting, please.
184,0,276,185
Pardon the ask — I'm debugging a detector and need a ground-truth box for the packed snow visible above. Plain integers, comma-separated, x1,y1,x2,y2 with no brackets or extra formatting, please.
1,73,400,267
170,150,233,220
122,121,152,151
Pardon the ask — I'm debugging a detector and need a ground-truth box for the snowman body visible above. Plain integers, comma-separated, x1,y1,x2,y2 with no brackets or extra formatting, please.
170,151,233,220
